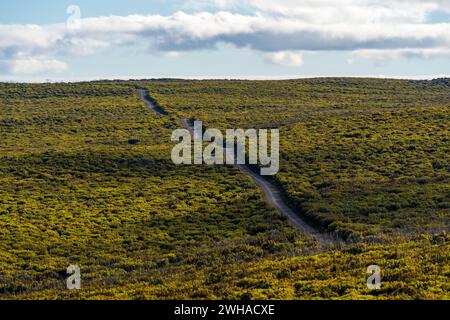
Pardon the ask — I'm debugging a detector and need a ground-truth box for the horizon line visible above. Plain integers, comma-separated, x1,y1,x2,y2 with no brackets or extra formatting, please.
1,74,449,84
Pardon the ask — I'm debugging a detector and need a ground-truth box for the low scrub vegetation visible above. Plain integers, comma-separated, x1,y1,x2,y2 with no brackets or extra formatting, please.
0,79,448,299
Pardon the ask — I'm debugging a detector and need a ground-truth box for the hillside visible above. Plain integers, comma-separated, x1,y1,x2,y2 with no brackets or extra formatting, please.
0,79,448,299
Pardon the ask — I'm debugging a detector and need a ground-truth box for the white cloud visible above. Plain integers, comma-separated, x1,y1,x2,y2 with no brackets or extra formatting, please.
0,0,449,74
0,57,67,74
193,0,450,23
264,51,304,67
352,48,450,63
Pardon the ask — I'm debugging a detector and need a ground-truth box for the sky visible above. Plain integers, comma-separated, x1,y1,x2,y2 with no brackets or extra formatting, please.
0,0,449,82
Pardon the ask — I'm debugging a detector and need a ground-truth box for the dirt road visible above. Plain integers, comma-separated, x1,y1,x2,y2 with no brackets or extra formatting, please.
139,91,337,245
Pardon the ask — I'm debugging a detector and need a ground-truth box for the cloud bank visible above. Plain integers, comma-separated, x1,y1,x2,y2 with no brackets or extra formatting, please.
0,0,449,74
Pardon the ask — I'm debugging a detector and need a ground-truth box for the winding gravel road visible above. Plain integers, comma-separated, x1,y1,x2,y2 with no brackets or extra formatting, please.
139,90,336,245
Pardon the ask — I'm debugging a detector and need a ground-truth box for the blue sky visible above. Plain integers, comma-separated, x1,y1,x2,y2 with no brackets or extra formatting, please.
0,0,186,24
0,0,449,81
